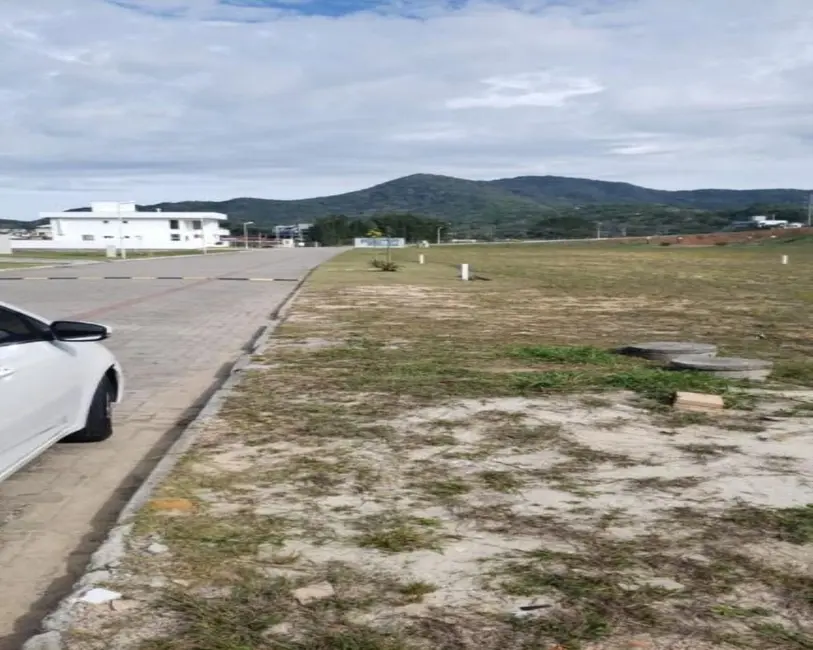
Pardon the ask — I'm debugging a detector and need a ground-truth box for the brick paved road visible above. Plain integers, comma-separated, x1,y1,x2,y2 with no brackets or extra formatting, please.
0,249,341,647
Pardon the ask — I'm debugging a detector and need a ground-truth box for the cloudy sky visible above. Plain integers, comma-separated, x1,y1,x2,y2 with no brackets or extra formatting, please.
2,0,813,218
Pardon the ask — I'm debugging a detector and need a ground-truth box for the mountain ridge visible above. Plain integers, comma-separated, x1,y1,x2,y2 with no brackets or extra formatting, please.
139,173,811,222
6,174,809,234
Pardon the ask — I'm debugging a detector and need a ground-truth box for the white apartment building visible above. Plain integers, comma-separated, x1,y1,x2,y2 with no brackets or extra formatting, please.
35,201,231,250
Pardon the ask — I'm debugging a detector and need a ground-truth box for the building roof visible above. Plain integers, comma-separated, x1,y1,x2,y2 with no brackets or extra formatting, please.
40,211,227,220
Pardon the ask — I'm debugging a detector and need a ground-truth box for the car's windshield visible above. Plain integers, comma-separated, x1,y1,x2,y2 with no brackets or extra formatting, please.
0,307,40,345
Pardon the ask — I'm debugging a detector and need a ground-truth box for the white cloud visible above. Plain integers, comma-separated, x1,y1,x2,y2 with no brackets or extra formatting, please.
1,0,813,218
446,72,603,108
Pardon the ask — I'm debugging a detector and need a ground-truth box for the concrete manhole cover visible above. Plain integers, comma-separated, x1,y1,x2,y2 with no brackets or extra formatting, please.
669,355,774,381
618,341,718,363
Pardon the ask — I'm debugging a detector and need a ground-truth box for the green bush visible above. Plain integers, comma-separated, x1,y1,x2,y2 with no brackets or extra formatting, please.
370,258,400,272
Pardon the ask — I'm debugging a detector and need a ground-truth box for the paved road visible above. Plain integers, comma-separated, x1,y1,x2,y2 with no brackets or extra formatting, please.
0,249,340,647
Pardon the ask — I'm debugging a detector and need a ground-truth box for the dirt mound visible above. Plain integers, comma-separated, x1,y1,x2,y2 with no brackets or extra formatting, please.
628,226,813,246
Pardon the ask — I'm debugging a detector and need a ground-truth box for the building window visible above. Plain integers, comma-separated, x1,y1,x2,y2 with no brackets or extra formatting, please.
103,220,110,224
170,233,180,241
81,234,95,241
169,219,179,230
193,233,201,238
103,235,114,239
123,220,129,224
191,219,202,230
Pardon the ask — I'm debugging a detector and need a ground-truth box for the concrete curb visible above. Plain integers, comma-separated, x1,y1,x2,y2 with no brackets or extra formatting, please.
105,249,247,263
0,260,102,273
22,268,315,650
0,264,70,273
1,249,245,274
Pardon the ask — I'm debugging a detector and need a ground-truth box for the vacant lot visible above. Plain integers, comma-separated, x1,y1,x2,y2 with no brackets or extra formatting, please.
59,243,813,650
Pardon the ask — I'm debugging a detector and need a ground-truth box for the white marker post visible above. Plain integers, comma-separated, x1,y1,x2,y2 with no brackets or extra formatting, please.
782,255,789,265
419,254,425,265
460,263,470,281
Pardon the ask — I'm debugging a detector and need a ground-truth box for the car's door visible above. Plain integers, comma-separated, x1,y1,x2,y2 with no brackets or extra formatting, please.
0,306,79,475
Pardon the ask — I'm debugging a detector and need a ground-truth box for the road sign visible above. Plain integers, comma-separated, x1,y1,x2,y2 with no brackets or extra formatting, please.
353,237,405,248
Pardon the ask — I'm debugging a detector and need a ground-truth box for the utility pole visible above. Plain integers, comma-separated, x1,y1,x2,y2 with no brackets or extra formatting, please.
596,221,602,240
243,221,254,249
117,202,127,260
436,226,444,245
807,193,812,227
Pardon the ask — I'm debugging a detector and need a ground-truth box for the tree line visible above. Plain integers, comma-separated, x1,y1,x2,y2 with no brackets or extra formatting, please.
232,202,811,245
304,213,447,246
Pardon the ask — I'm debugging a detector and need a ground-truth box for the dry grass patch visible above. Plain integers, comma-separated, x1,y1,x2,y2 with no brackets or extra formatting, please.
353,513,451,553
59,244,813,650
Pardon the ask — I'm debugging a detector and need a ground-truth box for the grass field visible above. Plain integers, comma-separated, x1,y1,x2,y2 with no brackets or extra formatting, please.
9,248,236,259
0,262,39,269
62,243,813,650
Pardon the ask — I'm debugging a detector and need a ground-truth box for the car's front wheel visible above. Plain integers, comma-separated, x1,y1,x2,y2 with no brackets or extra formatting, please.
61,377,114,443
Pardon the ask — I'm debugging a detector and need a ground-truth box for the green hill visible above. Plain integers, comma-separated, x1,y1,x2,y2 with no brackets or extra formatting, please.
487,176,808,209
0,218,42,230
58,174,811,238
0,219,31,229
136,174,548,226
123,174,807,224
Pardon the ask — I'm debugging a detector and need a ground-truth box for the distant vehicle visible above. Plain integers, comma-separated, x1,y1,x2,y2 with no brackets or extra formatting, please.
0,301,123,483
726,215,789,231
748,215,788,229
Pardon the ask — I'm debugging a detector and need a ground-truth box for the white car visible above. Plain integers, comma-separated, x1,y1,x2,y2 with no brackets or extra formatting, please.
0,301,123,483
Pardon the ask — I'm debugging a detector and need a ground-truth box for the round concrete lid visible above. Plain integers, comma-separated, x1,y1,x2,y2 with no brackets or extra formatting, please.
670,355,774,371
628,341,717,353
620,341,718,358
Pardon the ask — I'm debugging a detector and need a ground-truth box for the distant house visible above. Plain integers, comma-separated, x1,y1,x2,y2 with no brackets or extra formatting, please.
275,223,312,241
33,224,52,239
36,201,231,250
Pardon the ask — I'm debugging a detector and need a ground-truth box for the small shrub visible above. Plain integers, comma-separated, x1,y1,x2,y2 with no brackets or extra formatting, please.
370,258,400,272
397,581,437,602
354,514,446,553
714,241,728,246
659,241,672,247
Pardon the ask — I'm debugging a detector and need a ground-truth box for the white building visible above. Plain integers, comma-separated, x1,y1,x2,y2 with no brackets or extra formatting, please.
33,201,231,250
33,224,52,239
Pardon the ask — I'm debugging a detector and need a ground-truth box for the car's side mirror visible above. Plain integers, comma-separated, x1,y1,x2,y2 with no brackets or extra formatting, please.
50,320,110,342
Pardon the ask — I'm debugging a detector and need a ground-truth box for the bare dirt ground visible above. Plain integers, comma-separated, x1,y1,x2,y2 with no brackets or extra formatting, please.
48,244,813,650
605,226,813,246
